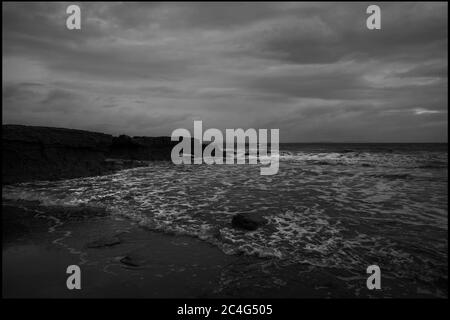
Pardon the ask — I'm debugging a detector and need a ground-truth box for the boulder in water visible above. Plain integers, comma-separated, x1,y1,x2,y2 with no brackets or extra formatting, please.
231,213,268,231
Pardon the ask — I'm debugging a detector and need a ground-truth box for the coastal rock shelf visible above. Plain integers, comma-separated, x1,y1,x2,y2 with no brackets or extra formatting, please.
2,125,178,184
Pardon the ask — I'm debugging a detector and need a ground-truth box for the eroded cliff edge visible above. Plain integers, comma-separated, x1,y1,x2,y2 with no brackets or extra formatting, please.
2,125,177,184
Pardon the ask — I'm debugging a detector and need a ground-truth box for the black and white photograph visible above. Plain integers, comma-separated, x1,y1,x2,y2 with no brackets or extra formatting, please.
1,1,448,304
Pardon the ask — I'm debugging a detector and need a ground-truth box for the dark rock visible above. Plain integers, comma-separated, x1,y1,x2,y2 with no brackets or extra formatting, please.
86,236,121,248
231,213,268,231
2,125,113,184
108,135,178,161
120,253,150,267
2,125,182,184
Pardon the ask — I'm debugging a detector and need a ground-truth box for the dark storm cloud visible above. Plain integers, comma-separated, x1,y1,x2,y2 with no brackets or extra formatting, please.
2,2,448,141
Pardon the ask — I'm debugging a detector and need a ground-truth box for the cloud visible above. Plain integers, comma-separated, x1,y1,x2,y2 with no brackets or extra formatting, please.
2,2,448,142
413,108,445,115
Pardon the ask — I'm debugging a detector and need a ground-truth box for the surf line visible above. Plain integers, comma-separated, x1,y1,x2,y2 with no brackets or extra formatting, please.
171,120,279,175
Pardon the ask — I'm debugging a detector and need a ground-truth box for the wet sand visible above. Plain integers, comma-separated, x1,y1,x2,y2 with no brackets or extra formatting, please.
2,202,353,298
3,202,438,298
2,203,241,298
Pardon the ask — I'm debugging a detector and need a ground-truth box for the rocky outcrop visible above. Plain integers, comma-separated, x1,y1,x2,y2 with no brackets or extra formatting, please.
86,235,121,248
231,213,268,231
108,134,177,161
2,125,179,184
3,125,113,184
120,252,150,267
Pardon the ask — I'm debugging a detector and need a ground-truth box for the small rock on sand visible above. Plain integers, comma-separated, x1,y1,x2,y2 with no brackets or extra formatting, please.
86,236,121,248
119,252,150,267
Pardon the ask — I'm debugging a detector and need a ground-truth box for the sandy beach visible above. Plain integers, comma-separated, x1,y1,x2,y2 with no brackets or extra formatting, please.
2,202,355,299
4,198,443,298
3,202,246,298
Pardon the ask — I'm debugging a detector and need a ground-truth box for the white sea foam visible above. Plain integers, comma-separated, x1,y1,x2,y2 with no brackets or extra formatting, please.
2,148,447,294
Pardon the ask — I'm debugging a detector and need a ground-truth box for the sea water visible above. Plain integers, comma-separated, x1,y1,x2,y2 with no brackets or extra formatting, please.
3,143,448,297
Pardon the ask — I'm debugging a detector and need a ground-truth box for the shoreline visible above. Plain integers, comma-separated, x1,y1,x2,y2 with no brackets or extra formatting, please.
2,200,446,298
2,202,242,298
2,201,352,298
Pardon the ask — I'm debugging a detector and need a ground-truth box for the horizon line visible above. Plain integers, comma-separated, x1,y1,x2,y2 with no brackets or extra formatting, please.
2,123,447,144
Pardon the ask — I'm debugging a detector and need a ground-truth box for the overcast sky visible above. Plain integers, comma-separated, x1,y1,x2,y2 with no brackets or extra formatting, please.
2,2,448,142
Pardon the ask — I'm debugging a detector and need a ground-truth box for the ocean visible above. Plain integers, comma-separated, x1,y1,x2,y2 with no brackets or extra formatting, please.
2,143,448,297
